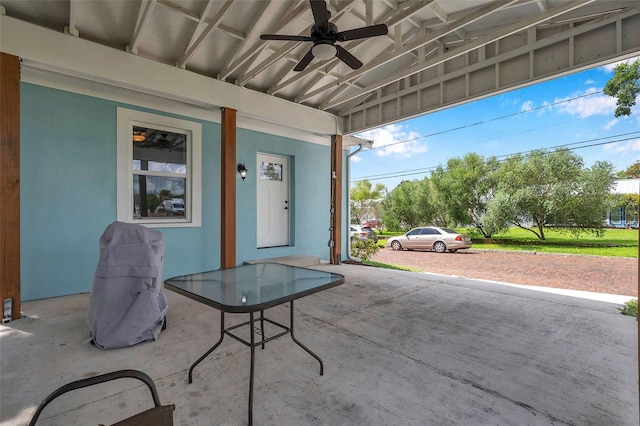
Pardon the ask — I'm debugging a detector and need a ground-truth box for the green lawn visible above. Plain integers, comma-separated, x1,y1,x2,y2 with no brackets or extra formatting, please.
376,227,639,258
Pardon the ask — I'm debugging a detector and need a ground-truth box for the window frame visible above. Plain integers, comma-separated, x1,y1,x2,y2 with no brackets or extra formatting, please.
117,107,202,228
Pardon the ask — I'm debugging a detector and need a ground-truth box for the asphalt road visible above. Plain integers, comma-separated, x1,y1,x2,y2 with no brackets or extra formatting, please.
371,247,638,297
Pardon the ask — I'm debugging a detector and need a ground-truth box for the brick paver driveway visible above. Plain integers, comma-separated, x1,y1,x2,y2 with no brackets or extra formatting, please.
371,248,638,297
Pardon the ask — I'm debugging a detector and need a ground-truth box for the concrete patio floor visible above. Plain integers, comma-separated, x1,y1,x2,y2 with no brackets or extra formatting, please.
1,264,638,425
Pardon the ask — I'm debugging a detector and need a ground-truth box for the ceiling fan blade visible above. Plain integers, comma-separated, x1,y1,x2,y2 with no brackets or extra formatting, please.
337,24,388,41
310,0,330,29
293,48,315,72
260,34,312,42
335,45,363,70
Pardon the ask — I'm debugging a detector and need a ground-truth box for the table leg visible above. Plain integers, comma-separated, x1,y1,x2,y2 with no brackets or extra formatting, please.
189,311,226,384
289,300,324,375
249,311,255,426
260,309,265,350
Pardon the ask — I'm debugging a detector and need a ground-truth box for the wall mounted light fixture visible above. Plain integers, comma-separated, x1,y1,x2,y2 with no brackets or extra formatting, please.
237,163,248,181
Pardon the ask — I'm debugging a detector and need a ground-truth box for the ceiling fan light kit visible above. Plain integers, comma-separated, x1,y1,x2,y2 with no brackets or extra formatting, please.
260,0,388,72
311,43,337,60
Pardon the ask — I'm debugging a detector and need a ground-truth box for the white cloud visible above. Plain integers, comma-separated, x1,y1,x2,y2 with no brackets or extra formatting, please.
553,87,616,118
601,55,640,72
603,118,618,130
519,100,553,116
500,96,521,107
520,100,534,112
584,79,595,85
604,138,640,154
358,124,427,158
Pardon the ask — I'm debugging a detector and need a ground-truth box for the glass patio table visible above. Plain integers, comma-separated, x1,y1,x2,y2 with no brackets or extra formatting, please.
164,262,345,426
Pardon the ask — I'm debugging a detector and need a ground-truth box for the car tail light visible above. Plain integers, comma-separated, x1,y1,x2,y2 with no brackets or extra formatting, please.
455,235,463,241
360,232,367,236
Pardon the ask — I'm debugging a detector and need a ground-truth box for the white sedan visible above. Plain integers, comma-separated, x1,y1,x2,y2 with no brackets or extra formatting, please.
386,227,472,253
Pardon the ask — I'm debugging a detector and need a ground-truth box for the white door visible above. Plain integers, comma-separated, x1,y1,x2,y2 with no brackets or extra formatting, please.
257,154,290,248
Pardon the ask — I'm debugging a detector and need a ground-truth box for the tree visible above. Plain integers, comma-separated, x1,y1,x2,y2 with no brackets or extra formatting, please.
382,180,422,231
555,161,616,238
616,161,640,178
147,193,160,214
483,149,614,240
431,153,499,237
350,179,386,225
381,178,441,231
603,59,640,117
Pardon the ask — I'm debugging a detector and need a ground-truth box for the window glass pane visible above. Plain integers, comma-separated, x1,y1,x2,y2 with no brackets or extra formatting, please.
133,175,186,219
407,229,420,236
132,126,187,174
260,162,282,181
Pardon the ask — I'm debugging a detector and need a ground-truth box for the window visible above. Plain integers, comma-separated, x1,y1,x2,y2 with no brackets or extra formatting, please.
259,161,283,181
422,228,441,235
117,108,201,227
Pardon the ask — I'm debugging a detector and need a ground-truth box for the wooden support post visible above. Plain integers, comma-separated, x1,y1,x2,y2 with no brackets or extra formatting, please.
221,107,237,268
330,135,342,264
0,53,21,320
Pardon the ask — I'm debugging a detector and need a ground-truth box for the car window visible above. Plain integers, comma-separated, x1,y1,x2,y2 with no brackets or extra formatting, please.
407,228,421,236
422,228,438,235
441,228,457,234
350,227,357,232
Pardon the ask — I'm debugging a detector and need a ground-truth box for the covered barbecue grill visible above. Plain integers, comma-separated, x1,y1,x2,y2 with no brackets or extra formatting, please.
87,221,167,349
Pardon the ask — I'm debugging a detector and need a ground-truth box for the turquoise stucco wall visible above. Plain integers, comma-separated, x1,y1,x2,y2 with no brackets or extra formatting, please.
19,83,336,301
235,128,332,263
20,84,221,301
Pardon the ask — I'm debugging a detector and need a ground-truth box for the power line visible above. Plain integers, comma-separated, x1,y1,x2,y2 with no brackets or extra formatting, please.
363,90,605,151
351,132,640,183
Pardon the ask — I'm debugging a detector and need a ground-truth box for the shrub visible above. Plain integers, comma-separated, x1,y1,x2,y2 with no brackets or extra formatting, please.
350,239,380,261
618,299,638,317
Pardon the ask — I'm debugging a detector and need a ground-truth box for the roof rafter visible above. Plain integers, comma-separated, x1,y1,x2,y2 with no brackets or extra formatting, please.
216,0,274,79
182,0,216,53
127,0,157,55
177,0,235,69
269,0,433,96
299,0,521,104
64,0,79,37
330,0,598,111
237,0,356,87
219,0,309,80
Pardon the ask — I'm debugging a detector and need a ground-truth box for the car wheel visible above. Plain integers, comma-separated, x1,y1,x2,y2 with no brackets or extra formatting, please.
433,241,446,253
390,240,402,251
448,249,458,253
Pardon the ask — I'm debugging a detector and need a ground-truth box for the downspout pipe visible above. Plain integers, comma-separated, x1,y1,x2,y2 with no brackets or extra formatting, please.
346,144,365,261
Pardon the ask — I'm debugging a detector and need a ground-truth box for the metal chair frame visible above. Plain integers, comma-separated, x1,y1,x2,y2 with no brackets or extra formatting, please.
29,369,174,426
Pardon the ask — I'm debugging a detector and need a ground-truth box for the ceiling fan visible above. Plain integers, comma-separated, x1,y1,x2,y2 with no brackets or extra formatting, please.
260,0,388,72
134,128,185,152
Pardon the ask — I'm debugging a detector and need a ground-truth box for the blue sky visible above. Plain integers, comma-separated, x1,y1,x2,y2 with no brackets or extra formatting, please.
351,57,640,191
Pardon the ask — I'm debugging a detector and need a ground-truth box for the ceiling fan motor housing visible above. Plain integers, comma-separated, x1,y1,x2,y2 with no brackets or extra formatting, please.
311,22,339,43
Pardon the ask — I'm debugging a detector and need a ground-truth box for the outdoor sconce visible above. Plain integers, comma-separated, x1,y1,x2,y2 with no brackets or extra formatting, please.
237,163,248,181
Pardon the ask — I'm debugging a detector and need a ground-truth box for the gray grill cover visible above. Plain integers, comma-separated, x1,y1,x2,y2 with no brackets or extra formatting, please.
87,222,168,349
